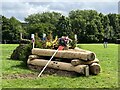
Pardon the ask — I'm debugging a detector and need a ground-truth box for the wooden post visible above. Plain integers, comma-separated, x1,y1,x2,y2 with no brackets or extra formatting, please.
20,33,23,40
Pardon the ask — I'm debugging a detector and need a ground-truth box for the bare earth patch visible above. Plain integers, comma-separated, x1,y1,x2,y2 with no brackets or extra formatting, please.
2,64,83,79
28,64,81,77
2,73,38,79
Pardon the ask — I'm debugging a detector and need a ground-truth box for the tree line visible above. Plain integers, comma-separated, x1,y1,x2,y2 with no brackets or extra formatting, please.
2,10,120,43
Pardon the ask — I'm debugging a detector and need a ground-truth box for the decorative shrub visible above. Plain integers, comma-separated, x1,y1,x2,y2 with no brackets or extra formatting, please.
11,43,32,64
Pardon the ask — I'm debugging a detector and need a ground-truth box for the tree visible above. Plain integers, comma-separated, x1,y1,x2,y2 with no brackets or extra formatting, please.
2,10,120,44
85,21,99,42
27,23,55,38
2,16,12,43
69,10,103,43
0,15,2,43
108,14,120,40
55,16,71,37
25,12,62,38
101,15,111,40
9,17,24,40
2,16,24,43
25,12,61,24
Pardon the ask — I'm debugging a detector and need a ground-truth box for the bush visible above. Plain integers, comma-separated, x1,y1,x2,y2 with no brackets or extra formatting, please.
10,34,45,64
11,43,32,64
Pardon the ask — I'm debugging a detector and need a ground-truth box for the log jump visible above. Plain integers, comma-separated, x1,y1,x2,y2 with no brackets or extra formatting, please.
32,48,96,61
27,47,101,76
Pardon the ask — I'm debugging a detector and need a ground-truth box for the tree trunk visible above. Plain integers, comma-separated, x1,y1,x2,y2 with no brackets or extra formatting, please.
32,48,95,61
71,58,99,66
89,63,101,75
28,59,89,76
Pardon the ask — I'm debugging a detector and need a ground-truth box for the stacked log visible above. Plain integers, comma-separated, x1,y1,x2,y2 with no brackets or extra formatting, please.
27,47,101,76
28,58,89,76
71,58,99,66
89,63,101,75
32,48,96,61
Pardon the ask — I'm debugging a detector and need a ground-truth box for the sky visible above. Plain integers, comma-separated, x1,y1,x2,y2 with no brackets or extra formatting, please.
1,0,120,22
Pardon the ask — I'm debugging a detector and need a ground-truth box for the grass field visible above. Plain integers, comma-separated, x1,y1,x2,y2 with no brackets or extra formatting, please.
1,44,119,88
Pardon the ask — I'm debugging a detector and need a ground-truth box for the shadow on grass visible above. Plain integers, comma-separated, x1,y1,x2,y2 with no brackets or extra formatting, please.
11,62,29,70
7,57,28,68
7,57,29,70
7,58,19,61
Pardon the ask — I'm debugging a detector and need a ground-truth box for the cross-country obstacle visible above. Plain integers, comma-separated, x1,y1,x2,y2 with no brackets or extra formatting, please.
27,47,101,77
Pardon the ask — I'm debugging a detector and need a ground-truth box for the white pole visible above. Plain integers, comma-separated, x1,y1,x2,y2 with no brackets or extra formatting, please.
33,40,35,49
75,34,77,41
31,34,35,49
20,33,22,40
37,49,59,77
42,33,46,41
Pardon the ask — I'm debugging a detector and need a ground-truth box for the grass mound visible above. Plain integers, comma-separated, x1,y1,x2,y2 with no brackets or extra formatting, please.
10,44,32,64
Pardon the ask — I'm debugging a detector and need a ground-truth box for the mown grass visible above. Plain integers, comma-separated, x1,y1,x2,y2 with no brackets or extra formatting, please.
1,44,119,88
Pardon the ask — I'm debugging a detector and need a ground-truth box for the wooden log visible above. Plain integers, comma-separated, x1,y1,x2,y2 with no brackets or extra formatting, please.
28,55,40,60
74,47,96,57
71,58,99,66
32,48,95,61
28,59,89,76
89,63,101,75
27,55,40,64
74,47,93,52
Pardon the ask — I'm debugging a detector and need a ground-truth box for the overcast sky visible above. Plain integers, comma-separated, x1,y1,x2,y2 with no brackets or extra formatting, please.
1,0,120,22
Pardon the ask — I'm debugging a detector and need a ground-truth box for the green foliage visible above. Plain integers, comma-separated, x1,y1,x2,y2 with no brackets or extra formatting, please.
10,33,46,63
35,33,45,48
18,44,32,63
2,16,24,43
69,40,77,49
25,12,61,38
25,12,61,24
55,16,71,37
2,10,120,43
11,44,32,64
108,14,120,42
69,10,103,43
10,33,45,63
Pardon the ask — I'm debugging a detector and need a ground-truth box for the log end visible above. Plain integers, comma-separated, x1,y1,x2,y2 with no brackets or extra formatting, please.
71,59,80,66
28,55,40,60
84,65,89,76
87,53,96,61
89,63,101,75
